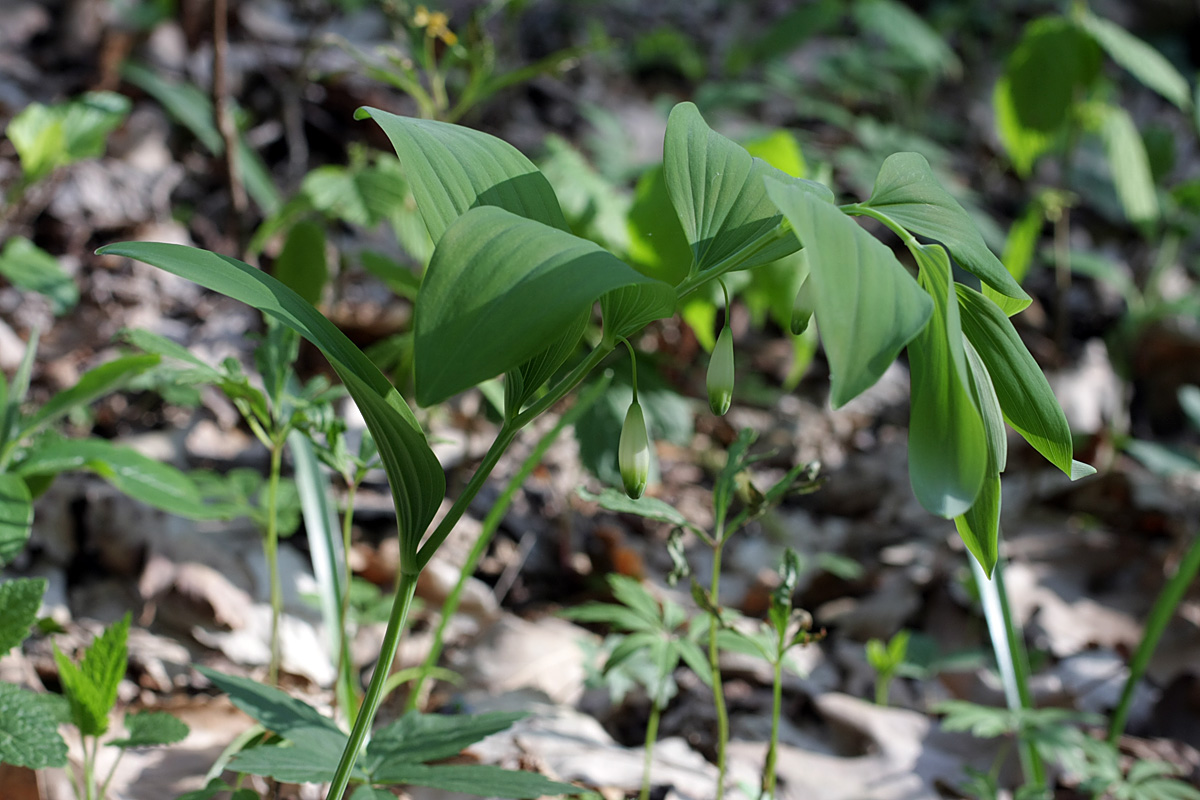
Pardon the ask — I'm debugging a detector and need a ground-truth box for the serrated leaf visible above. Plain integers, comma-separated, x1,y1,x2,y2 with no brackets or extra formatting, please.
560,602,656,632
19,354,160,440
0,683,68,768
355,107,567,245
13,437,218,520
664,102,833,276
110,710,189,748
907,244,988,518
607,575,664,628
195,666,343,741
362,711,525,772
54,613,129,737
227,728,343,784
1076,12,1191,111
956,285,1093,480
0,577,45,654
1098,104,1159,224
766,179,932,407
0,475,33,568
372,762,578,798
414,206,660,406
94,242,444,568
863,153,1029,306
0,237,78,314
993,17,1101,175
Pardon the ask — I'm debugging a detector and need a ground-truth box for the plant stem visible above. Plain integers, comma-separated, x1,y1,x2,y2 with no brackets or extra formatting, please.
405,375,611,711
81,735,94,800
972,556,1046,793
708,540,729,800
325,570,420,800
640,701,662,800
1108,533,1200,743
762,656,783,799
337,479,360,723
265,440,284,686
874,673,889,707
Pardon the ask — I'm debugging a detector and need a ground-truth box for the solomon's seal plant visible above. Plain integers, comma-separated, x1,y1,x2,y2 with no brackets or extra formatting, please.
707,282,735,416
94,99,1093,799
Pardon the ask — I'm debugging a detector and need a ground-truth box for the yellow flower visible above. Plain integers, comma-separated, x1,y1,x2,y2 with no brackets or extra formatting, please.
413,5,458,45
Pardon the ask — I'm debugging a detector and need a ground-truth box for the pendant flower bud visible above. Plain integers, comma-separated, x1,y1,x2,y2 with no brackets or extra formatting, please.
707,326,734,416
619,401,650,499
790,276,816,336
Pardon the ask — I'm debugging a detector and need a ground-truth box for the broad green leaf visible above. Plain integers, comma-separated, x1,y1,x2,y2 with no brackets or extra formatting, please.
993,18,1101,175
13,437,219,519
0,237,78,314
600,282,678,345
95,242,445,557
54,613,130,737
540,134,632,255
766,180,932,407
907,244,987,518
352,787,397,800
577,487,693,530
5,92,130,183
507,309,589,415
627,166,694,286
1098,104,1158,224
301,160,410,229
955,473,1001,577
956,285,1095,480
963,337,1007,474
853,0,961,78
110,710,189,748
228,728,344,784
273,220,328,306
744,129,807,178
663,102,832,276
0,577,45,654
414,206,660,406
372,762,578,798
1076,11,1192,110
0,683,68,768
20,354,160,439
0,476,33,568
120,63,280,214
195,667,346,742
862,153,1029,307
362,711,525,771
355,106,567,244
999,201,1044,288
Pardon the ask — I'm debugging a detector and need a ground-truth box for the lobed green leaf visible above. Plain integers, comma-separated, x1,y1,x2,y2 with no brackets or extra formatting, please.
362,711,526,772
54,613,130,737
0,577,45,654
0,476,33,568
0,682,68,769
110,710,189,748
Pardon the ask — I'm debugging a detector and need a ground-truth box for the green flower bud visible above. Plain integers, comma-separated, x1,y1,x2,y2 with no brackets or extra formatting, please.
790,276,816,336
619,401,650,499
707,326,734,416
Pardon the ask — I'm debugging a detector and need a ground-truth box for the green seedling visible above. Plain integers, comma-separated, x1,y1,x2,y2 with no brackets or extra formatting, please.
564,574,712,800
865,629,911,707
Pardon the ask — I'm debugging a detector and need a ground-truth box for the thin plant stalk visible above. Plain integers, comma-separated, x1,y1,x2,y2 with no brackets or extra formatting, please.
708,528,730,800
324,570,419,800
336,479,360,721
971,556,1046,793
265,441,284,686
762,656,784,799
405,374,611,711
1108,533,1200,743
639,701,662,800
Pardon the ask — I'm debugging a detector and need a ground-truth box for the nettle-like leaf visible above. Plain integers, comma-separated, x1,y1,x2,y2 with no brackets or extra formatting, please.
861,153,1029,310
53,613,130,737
956,285,1095,481
0,475,33,567
994,17,1101,176
355,106,568,244
109,710,189,748
1075,11,1192,112
663,102,833,276
95,242,445,571
0,682,68,769
361,711,526,770
766,179,932,408
907,244,988,519
0,577,45,654
414,206,663,406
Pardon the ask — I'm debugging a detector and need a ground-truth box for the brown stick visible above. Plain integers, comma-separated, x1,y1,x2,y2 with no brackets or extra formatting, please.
212,0,247,251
